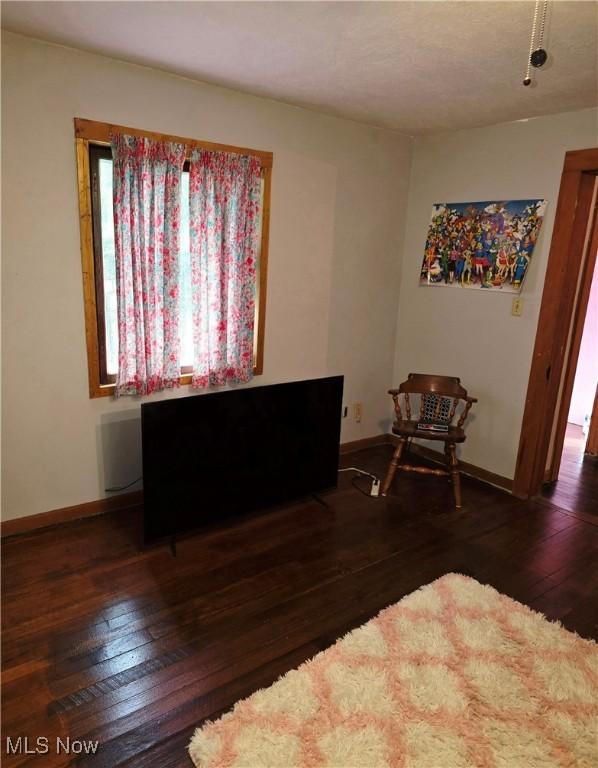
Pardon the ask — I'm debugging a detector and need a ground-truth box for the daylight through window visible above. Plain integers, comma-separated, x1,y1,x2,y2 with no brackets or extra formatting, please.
78,119,272,397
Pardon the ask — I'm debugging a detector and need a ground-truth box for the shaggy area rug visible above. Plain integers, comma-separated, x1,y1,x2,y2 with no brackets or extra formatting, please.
189,573,597,768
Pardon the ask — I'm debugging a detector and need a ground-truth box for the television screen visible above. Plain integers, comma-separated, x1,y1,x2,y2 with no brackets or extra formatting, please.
141,375,344,543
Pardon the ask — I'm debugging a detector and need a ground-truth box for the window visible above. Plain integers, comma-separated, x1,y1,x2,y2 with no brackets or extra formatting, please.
89,147,195,383
76,118,272,398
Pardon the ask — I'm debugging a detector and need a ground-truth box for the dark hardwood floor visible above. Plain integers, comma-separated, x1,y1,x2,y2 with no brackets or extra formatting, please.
542,422,598,518
2,443,597,767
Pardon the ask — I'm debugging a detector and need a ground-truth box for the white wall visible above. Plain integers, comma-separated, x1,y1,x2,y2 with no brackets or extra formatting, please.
569,258,598,428
1,32,412,521
393,108,598,480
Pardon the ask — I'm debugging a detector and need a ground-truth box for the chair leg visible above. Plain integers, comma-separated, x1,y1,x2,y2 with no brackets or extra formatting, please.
448,443,462,508
382,438,406,496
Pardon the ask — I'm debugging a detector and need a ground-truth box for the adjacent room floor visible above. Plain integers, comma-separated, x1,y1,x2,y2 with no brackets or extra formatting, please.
542,422,598,519
2,443,597,768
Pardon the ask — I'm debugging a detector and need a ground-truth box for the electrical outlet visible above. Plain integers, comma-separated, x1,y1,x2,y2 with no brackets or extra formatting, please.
512,297,523,316
353,402,363,423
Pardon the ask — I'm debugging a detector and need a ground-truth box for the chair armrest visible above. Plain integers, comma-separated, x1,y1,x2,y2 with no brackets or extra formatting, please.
388,388,402,396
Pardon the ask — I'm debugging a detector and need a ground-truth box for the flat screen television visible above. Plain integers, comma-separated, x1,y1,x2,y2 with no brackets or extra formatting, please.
141,375,344,543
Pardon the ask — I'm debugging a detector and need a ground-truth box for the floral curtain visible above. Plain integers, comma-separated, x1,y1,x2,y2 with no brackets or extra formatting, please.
188,149,262,388
111,133,186,396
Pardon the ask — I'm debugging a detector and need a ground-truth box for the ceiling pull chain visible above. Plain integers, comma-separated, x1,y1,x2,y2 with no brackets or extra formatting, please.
523,0,549,87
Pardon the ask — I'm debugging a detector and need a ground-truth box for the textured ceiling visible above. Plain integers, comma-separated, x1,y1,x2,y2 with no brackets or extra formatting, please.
2,1,597,135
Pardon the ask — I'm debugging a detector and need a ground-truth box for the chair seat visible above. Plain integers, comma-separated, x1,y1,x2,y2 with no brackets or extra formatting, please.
391,420,466,443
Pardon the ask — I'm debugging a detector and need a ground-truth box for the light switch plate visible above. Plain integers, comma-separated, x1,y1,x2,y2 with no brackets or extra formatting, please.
512,297,523,316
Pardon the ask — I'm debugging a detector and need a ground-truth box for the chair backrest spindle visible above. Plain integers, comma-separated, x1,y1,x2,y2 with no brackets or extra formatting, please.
457,399,474,428
391,392,403,421
449,398,459,423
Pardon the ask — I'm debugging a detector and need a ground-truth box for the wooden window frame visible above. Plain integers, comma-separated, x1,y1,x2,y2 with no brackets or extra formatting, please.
75,117,272,398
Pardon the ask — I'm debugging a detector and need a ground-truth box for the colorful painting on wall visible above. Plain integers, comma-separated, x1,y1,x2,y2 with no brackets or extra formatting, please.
419,199,546,293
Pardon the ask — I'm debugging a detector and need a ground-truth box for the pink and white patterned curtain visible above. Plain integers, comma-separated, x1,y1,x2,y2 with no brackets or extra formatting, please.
188,150,262,388
111,134,186,396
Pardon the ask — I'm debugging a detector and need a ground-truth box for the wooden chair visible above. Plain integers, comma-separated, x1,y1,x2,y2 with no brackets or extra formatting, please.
382,374,477,508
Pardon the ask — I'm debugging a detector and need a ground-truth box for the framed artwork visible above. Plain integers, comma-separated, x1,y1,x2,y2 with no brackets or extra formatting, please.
419,199,546,293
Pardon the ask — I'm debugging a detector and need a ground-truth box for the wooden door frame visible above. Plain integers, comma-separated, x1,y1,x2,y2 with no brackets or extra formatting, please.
545,203,598,481
513,147,598,499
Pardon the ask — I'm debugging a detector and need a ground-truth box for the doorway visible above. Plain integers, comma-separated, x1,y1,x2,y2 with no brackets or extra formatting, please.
513,148,598,501
541,250,598,515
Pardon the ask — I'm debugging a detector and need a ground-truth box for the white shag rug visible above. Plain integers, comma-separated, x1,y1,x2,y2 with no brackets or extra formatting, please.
189,573,597,768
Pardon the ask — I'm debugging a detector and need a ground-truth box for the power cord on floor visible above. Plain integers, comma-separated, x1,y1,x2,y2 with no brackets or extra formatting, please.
351,475,377,497
105,476,143,492
338,467,381,498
